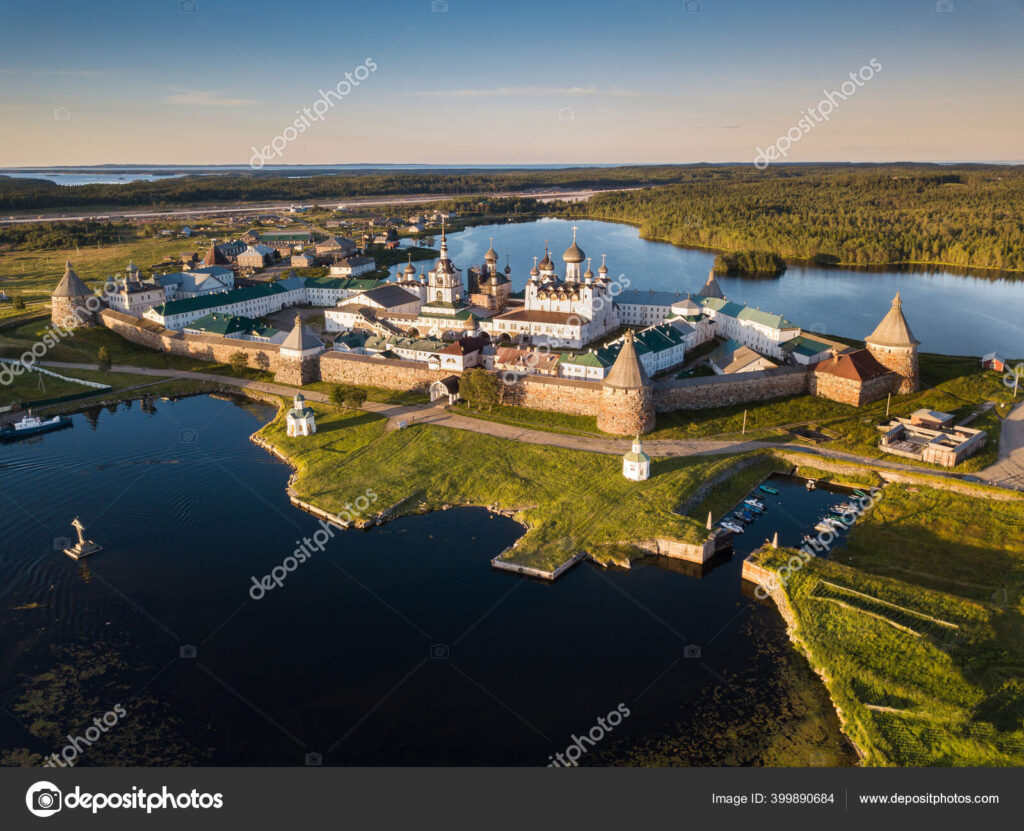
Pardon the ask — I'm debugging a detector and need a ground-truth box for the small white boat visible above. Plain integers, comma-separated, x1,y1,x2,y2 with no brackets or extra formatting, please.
743,498,765,511
814,521,835,534
1,413,72,442
720,521,745,534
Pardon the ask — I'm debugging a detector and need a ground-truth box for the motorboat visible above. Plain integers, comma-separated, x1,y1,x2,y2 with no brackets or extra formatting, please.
743,498,765,512
0,413,72,442
720,521,745,534
759,485,779,495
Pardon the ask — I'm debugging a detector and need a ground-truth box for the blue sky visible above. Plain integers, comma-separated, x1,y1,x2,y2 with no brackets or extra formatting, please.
1,0,1022,165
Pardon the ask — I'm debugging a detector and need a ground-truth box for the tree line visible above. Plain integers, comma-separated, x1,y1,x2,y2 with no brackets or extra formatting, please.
565,165,1024,273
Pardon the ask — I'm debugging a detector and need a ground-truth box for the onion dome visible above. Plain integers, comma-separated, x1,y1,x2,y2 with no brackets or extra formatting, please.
529,256,540,278
598,254,608,275
484,237,498,262
584,258,594,280
562,226,585,263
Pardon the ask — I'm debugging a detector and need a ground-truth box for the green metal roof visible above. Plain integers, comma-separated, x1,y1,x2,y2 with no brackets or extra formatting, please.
780,335,833,357
149,283,288,317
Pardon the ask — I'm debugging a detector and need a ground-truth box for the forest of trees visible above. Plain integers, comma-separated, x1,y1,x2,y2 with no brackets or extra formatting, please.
3,164,1022,273
0,221,125,250
712,250,787,276
567,165,1024,273
0,166,692,211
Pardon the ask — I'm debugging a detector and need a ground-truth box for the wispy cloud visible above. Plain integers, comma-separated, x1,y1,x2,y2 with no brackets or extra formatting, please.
408,85,666,99
164,89,258,107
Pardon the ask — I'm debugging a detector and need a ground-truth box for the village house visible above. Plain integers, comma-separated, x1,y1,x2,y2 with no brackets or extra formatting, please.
236,244,276,269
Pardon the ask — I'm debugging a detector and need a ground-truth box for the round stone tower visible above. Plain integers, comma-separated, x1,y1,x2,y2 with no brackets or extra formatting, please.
275,314,324,386
51,261,98,329
865,292,920,394
597,330,655,435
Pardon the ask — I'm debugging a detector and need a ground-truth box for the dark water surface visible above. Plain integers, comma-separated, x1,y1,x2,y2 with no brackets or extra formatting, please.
390,218,1024,358
0,395,853,766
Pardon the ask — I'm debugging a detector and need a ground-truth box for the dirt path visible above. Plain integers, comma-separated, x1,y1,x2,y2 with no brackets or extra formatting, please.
35,360,1023,488
977,399,1024,490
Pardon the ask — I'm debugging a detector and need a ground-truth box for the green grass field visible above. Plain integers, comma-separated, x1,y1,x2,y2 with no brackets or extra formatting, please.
0,232,208,301
257,403,764,571
649,354,1015,471
753,483,1024,766
0,367,154,409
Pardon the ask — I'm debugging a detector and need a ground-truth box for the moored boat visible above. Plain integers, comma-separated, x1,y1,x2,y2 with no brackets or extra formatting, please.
744,498,765,511
759,485,779,495
1,413,72,442
720,521,744,534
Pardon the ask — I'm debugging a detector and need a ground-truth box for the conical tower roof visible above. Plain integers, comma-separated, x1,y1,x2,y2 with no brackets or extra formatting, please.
604,330,650,390
700,269,725,300
866,292,919,347
202,242,229,267
53,261,92,297
280,313,323,352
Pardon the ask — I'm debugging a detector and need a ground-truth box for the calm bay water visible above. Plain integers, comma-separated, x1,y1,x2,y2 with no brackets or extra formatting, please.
0,395,853,766
390,218,1024,357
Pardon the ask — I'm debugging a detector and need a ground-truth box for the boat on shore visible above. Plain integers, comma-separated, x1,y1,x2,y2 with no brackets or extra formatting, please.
1,413,72,442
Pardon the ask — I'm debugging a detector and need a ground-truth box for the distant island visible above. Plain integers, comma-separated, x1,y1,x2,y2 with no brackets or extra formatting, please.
712,250,787,277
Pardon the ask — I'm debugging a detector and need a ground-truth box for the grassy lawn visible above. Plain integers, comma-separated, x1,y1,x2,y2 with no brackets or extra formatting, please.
0,323,275,383
300,380,430,407
0,233,207,300
651,354,1015,472
451,402,603,436
257,404,759,571
752,483,1024,765
0,367,155,409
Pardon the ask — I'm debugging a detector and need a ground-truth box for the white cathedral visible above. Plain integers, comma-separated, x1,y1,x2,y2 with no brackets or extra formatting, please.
480,227,619,348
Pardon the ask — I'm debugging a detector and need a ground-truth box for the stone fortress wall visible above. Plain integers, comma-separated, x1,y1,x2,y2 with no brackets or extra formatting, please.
99,310,817,416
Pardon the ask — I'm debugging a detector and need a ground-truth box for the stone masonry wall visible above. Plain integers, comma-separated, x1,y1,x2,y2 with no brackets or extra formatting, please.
867,344,919,394
500,374,604,416
319,350,448,391
653,365,808,412
100,309,280,372
807,369,893,406
597,387,655,434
